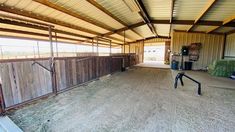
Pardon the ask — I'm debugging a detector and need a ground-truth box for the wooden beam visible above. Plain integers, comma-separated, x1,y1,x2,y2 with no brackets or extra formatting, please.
223,15,235,25
174,29,224,35
207,15,235,33
0,4,100,35
0,18,92,39
102,22,145,37
226,29,235,35
169,0,175,37
187,0,218,31
135,0,158,36
0,27,122,46
86,0,143,38
129,35,170,44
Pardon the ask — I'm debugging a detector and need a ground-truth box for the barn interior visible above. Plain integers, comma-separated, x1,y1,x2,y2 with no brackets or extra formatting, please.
0,0,235,131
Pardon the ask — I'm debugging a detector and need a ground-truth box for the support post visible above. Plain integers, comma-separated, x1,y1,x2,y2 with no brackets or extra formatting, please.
92,38,94,53
37,41,40,58
123,30,126,53
109,40,112,56
96,38,99,54
48,26,57,94
0,84,6,114
54,31,59,57
0,46,3,59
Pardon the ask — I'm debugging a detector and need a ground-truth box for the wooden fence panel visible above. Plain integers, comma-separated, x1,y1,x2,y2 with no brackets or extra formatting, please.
0,60,52,107
0,54,139,110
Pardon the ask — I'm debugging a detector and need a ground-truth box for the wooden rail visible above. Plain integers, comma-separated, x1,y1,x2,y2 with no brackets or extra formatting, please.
0,54,139,112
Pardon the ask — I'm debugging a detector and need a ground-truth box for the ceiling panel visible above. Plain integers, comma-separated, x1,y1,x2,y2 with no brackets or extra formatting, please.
202,0,235,21
143,0,171,20
174,0,209,20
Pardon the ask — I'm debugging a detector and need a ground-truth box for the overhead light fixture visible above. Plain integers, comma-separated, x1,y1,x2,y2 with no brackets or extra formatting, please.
123,0,140,13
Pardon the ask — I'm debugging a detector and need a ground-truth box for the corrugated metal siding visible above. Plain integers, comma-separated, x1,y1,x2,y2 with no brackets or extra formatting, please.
202,0,235,21
174,0,208,20
143,0,171,20
129,41,144,63
171,31,224,70
225,33,235,59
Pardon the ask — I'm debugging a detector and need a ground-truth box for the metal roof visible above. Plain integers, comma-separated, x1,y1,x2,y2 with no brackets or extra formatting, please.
0,0,235,44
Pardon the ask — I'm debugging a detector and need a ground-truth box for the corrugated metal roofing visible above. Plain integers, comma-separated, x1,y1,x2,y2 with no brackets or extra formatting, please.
193,25,218,32
154,24,170,36
202,0,235,21
143,0,171,20
0,0,235,44
172,25,192,31
50,0,124,29
174,0,208,20
214,27,235,33
134,25,154,38
96,0,142,25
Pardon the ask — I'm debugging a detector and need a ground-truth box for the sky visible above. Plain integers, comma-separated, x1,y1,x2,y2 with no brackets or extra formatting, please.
0,37,121,56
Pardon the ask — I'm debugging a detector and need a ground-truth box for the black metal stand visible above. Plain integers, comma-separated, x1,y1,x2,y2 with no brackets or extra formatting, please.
174,72,201,95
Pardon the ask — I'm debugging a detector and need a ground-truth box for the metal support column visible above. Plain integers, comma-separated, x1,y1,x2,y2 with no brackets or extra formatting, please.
92,39,94,53
0,46,3,59
109,40,112,56
48,26,57,94
123,30,126,53
49,26,54,58
37,41,40,58
54,31,59,57
96,38,99,54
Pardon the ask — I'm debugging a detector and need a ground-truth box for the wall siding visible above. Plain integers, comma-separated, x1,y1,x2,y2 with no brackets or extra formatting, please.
171,32,224,70
225,33,235,59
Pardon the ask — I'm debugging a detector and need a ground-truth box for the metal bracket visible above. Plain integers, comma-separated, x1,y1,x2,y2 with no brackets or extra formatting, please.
174,72,201,95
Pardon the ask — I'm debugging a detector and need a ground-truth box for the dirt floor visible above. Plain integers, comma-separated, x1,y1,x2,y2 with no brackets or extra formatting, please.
8,67,235,132
136,61,170,69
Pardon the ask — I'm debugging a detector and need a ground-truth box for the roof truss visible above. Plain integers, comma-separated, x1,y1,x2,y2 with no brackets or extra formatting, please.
187,0,218,32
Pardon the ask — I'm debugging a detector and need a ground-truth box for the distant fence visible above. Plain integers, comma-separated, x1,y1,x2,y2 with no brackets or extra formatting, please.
0,53,139,112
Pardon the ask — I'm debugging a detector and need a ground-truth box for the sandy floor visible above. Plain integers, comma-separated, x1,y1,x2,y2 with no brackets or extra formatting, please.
8,67,235,132
136,61,170,69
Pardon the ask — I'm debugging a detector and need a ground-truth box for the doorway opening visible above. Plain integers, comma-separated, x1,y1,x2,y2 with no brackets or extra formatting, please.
138,42,170,68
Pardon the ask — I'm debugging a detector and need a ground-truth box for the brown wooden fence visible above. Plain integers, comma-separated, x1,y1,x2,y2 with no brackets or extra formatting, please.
0,54,139,112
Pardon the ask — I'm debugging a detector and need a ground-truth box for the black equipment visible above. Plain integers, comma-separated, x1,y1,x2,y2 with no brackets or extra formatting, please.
181,46,189,56
174,72,201,95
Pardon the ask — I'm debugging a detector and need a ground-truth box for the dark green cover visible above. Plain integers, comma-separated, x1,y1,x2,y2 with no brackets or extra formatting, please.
208,59,235,77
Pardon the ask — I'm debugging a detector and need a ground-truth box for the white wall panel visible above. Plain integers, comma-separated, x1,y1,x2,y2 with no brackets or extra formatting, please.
171,32,224,70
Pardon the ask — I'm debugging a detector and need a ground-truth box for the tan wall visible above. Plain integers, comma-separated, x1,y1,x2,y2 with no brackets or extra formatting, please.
225,33,235,59
122,41,144,63
171,31,225,70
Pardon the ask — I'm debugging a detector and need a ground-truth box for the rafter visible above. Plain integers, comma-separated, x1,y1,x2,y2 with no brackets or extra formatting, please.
169,0,175,37
187,0,218,32
86,0,143,38
135,0,158,36
0,27,122,46
207,14,235,33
